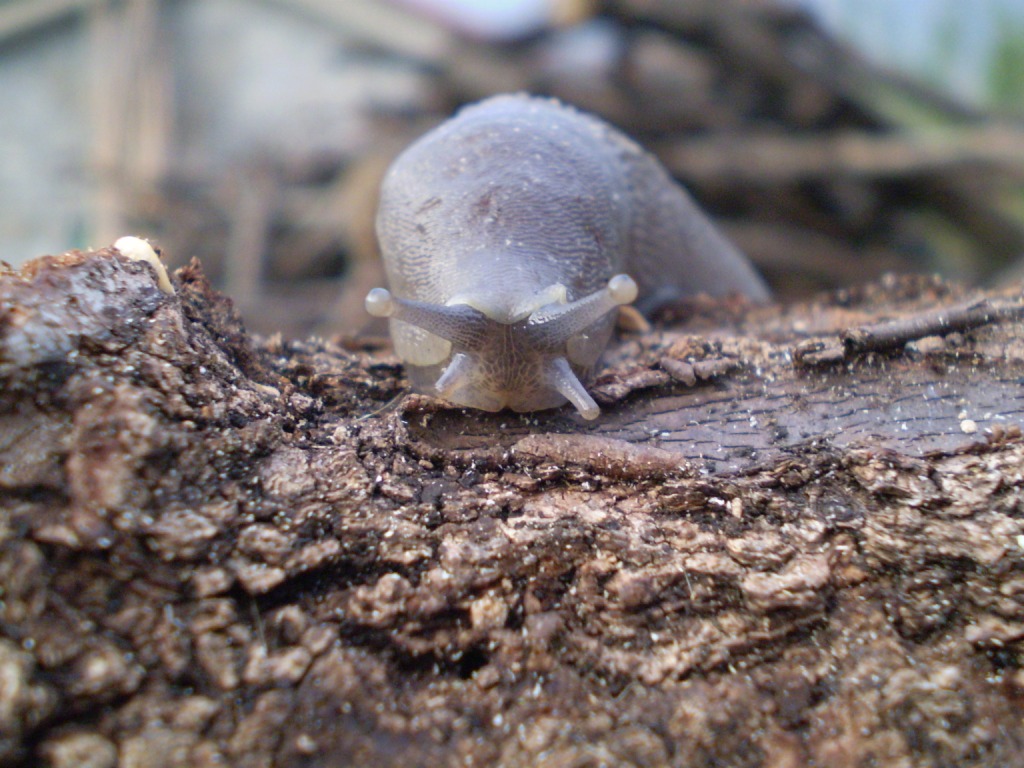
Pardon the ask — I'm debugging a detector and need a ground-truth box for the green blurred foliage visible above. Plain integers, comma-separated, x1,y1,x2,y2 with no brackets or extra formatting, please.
987,11,1024,110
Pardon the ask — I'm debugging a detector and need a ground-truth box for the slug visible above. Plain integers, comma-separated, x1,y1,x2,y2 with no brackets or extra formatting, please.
366,94,767,420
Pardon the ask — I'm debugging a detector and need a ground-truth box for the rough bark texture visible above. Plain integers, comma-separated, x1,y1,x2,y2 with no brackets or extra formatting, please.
2,248,1024,768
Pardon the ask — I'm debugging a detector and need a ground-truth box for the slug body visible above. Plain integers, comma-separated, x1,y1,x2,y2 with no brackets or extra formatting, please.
368,94,767,419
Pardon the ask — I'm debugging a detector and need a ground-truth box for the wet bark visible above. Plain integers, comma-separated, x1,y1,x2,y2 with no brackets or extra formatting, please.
2,248,1023,767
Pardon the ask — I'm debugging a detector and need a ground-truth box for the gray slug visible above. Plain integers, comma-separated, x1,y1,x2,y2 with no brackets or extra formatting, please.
366,93,767,420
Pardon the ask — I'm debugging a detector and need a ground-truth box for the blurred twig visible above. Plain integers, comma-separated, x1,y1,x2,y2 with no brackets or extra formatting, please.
0,0,106,47
658,124,1024,183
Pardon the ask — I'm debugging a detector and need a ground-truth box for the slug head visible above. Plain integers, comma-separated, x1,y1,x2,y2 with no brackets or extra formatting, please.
365,275,638,419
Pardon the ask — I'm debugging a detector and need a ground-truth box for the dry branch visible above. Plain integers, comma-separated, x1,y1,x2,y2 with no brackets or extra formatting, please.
659,124,1024,183
0,0,105,47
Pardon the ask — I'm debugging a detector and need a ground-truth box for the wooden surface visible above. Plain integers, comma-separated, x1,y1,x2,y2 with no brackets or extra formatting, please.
2,248,1024,767
402,282,1024,475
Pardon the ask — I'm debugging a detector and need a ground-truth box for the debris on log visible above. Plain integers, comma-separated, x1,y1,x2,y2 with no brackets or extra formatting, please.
2,245,1023,767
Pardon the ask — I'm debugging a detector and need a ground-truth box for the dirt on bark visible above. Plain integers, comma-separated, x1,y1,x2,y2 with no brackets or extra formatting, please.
2,247,1023,767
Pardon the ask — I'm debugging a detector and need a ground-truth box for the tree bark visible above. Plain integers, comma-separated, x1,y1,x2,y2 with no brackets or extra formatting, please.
2,247,1023,767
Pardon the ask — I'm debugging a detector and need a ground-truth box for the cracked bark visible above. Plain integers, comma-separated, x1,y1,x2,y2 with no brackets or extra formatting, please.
2,248,1024,768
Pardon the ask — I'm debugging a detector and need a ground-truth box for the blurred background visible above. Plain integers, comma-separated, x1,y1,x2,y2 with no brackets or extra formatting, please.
2,0,1023,336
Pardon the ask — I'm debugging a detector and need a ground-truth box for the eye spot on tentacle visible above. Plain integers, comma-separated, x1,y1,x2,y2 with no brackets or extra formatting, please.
365,288,396,318
608,274,638,305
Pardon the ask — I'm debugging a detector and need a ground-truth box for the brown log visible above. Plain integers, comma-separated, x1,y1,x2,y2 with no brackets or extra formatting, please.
2,247,1024,767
